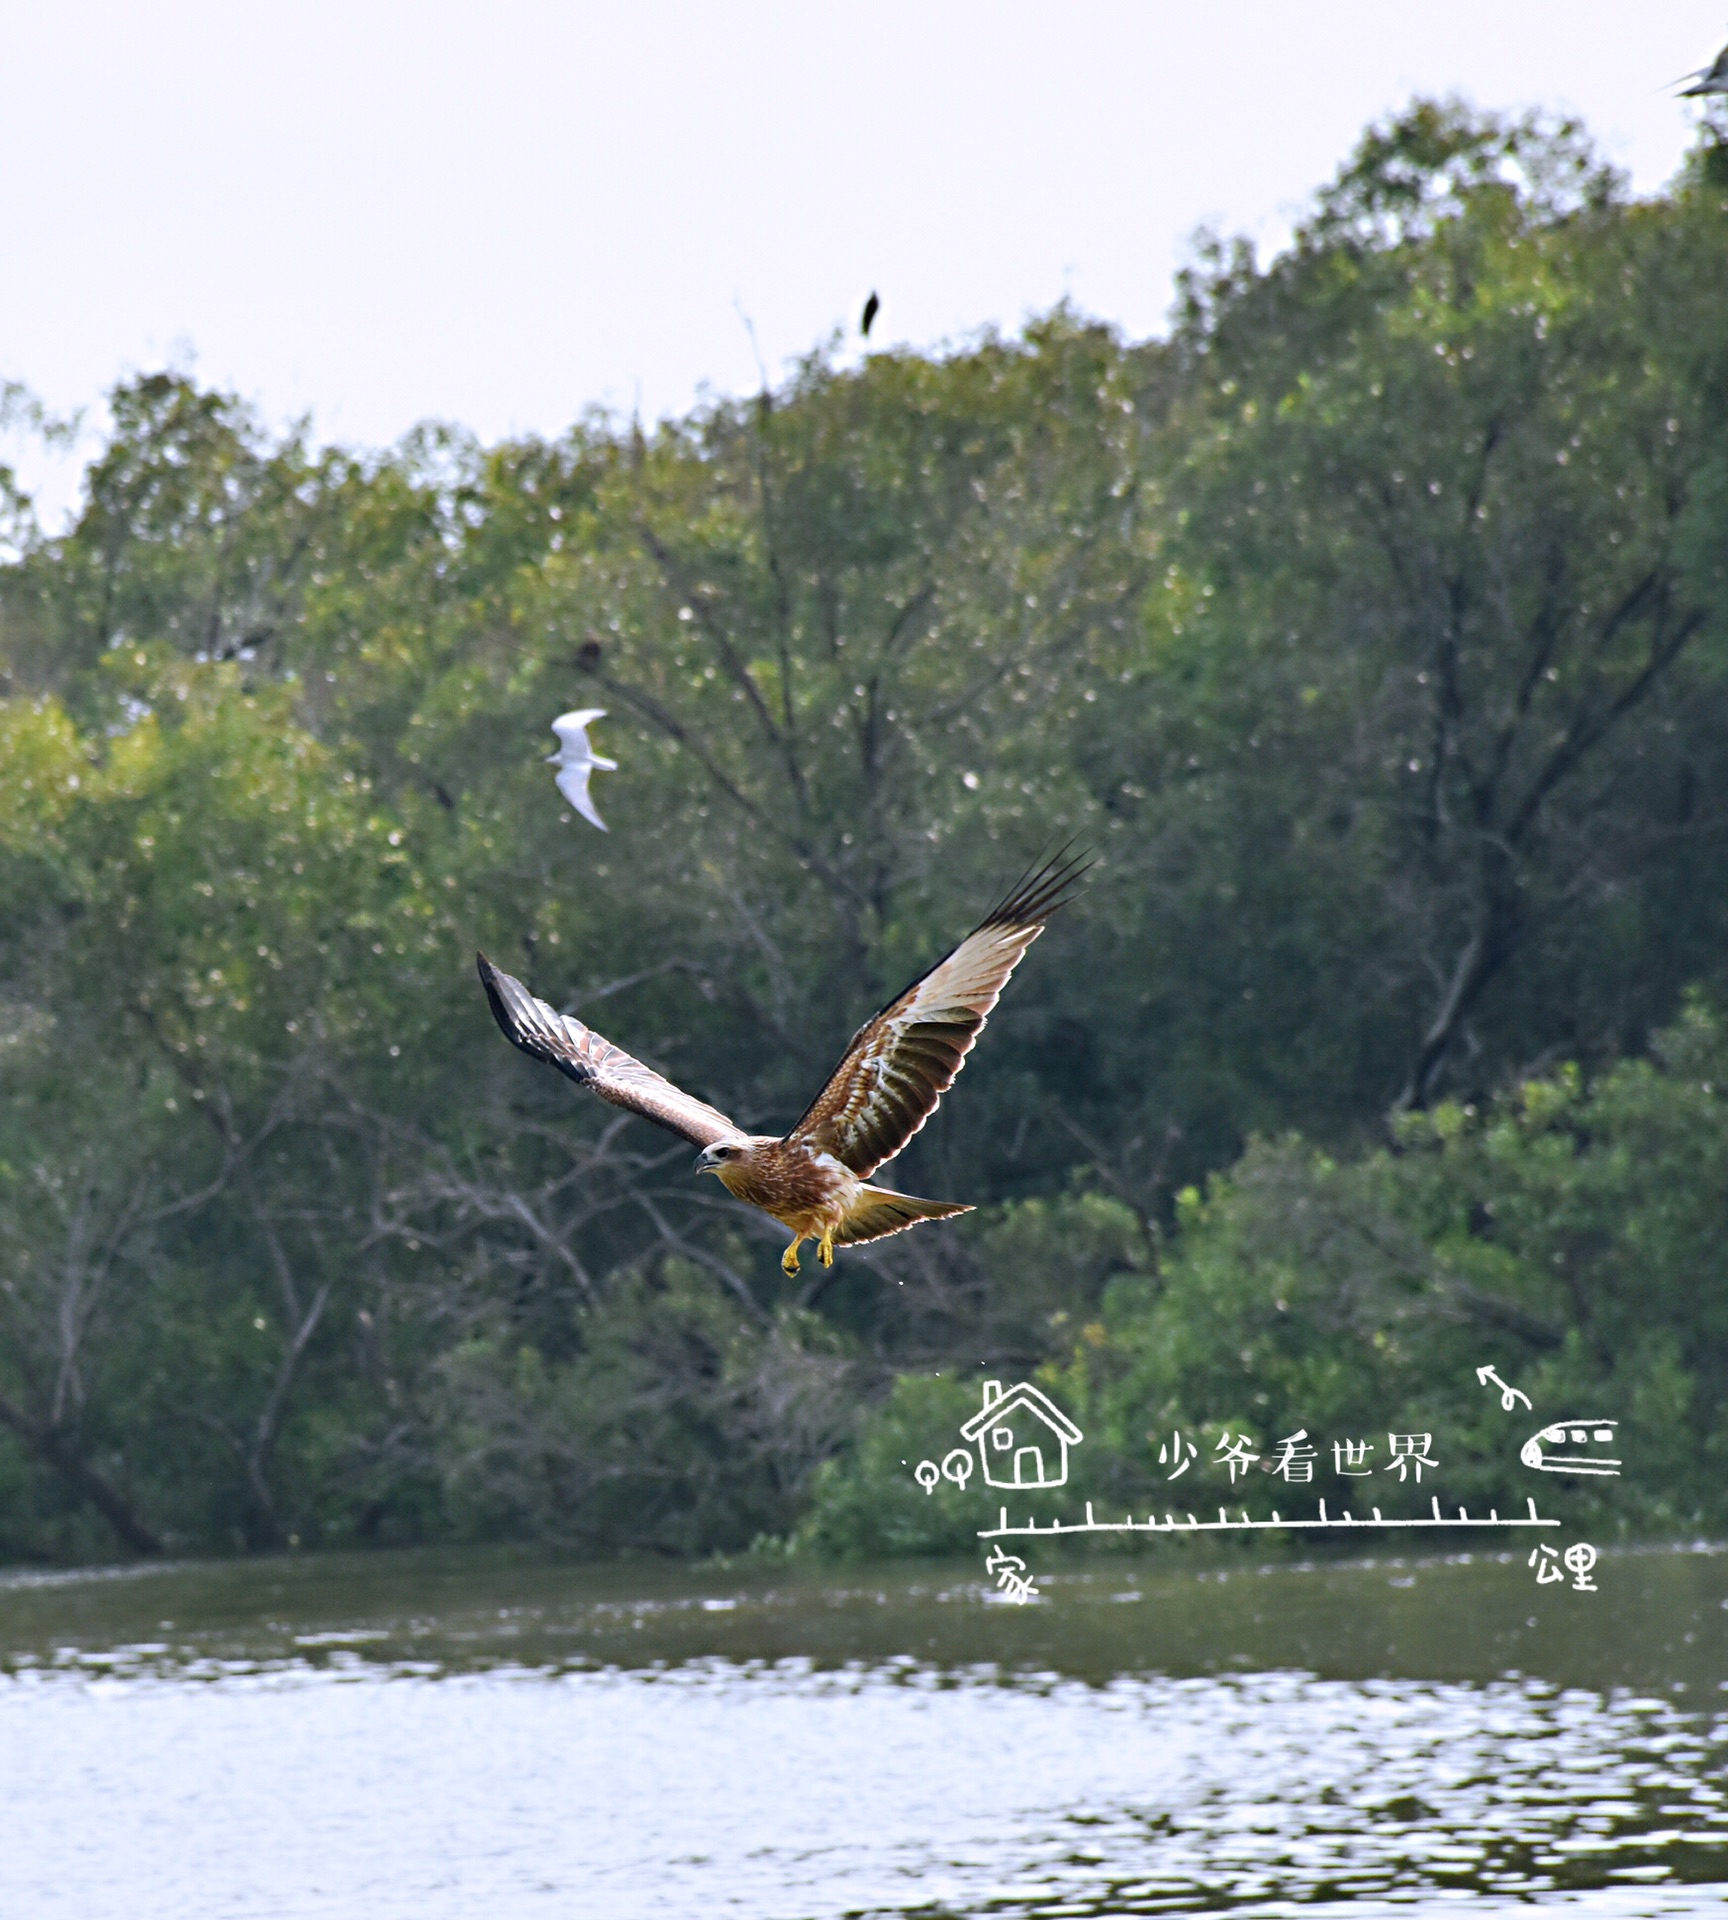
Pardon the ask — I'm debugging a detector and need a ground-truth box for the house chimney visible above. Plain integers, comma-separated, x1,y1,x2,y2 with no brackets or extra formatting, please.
982,1380,1002,1407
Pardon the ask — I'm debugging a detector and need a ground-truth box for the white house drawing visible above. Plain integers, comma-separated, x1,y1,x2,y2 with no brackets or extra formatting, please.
960,1380,1084,1491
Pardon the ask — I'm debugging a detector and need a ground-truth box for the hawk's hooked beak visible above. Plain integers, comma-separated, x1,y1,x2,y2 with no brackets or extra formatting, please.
695,1144,726,1174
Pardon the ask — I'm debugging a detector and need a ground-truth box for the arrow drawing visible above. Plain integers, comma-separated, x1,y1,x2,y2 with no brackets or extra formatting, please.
1476,1365,1532,1412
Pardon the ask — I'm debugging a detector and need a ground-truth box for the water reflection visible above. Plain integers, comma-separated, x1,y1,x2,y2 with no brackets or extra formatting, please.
0,1546,1723,1919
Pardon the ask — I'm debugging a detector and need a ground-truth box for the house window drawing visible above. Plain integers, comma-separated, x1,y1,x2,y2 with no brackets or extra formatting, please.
960,1379,1084,1491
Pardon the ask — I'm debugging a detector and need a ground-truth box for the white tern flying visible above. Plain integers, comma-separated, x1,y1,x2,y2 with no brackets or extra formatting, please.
547,708,616,831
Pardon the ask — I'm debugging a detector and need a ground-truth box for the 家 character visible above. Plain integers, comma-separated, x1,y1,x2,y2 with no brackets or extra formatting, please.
984,1545,1039,1604
1332,1438,1373,1476
1384,1432,1438,1483
996,1566,1039,1603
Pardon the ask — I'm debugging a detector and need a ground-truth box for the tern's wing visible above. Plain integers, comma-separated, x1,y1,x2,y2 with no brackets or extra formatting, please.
552,709,608,753
477,954,742,1148
554,760,607,831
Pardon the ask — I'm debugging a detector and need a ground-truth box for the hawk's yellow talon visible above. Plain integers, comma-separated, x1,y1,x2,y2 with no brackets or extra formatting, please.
781,1238,804,1276
817,1231,835,1268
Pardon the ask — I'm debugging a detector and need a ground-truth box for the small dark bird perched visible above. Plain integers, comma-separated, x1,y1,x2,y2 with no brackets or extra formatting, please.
1679,39,1728,95
477,851,1088,1275
861,291,880,339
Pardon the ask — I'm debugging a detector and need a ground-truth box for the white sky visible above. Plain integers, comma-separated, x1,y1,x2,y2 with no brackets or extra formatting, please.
1,2,1723,523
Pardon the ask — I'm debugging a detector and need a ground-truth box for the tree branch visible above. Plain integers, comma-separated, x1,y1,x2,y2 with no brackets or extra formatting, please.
0,1389,162,1554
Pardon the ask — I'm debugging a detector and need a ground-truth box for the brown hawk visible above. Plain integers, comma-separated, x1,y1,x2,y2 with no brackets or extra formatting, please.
476,852,1085,1275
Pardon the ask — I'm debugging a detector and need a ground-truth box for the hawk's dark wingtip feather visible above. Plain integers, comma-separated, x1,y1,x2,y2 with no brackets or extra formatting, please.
476,951,548,1066
476,951,508,1022
981,844,1093,932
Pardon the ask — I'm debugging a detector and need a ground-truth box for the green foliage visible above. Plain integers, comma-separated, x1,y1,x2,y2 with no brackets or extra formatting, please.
0,104,1724,1561
432,1277,856,1554
1138,101,1728,1126
1051,996,1728,1535
812,1000,1728,1552
795,1372,985,1559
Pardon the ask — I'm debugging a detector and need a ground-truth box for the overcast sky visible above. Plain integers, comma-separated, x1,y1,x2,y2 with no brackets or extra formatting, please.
1,2,1723,520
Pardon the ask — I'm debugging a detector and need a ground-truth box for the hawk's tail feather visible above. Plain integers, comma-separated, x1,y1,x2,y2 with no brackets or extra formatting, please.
834,1187,973,1248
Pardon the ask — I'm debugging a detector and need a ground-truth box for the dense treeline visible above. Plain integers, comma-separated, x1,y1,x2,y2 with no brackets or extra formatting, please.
1,105,1725,1560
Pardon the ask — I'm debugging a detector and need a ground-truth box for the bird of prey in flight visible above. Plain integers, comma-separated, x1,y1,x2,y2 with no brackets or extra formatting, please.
547,709,616,831
861,291,880,339
477,852,1086,1275
1678,38,1728,93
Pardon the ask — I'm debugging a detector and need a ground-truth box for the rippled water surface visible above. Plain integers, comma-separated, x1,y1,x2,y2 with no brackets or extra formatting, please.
1,1544,1724,1918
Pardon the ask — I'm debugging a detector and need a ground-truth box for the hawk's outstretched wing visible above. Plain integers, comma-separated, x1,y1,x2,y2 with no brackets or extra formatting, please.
789,851,1087,1178
477,954,743,1149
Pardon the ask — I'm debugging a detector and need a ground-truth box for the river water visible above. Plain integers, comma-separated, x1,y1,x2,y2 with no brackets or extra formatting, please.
0,1543,1724,1918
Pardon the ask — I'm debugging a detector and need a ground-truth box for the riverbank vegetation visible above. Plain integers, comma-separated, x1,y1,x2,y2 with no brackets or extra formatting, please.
1,103,1725,1560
